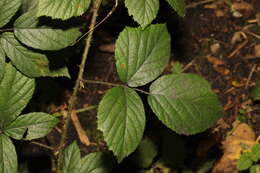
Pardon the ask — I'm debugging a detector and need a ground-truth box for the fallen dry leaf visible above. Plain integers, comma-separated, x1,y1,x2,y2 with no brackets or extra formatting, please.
255,44,260,58
231,1,254,18
207,55,224,65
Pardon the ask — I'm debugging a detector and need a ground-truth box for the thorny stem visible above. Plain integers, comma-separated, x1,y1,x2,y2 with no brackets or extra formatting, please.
57,0,103,172
84,79,150,95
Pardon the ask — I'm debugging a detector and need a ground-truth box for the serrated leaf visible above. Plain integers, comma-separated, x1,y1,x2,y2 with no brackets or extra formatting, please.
125,0,159,28
0,134,17,173
165,0,186,17
237,154,253,170
79,152,114,173
251,79,260,101
37,0,91,20
62,141,81,173
0,0,22,28
115,24,170,87
4,112,59,140
0,47,5,82
0,32,70,78
98,86,146,162
0,63,35,128
14,10,81,51
148,74,223,135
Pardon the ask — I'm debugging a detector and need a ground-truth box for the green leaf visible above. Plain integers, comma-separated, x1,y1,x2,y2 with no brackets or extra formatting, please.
14,10,82,51
148,74,223,135
0,0,22,28
0,47,5,82
237,154,253,171
79,152,114,173
97,86,146,162
62,141,81,173
171,61,183,74
125,0,159,28
131,138,158,168
250,164,260,173
4,112,59,140
251,79,260,101
37,0,91,20
115,24,170,87
252,143,260,160
0,63,35,128
21,0,39,12
165,0,186,17
0,134,17,173
0,32,70,78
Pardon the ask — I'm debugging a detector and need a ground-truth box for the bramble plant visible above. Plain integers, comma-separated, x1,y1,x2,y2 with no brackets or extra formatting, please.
0,0,223,172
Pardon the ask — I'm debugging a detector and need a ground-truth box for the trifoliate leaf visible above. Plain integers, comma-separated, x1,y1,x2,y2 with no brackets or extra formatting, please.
165,0,186,17
37,0,91,20
125,0,159,28
251,79,260,101
62,141,81,173
0,134,17,173
14,10,81,51
98,86,146,162
4,112,59,140
0,32,70,78
115,24,170,87
0,0,22,28
0,47,5,82
79,152,115,173
148,74,223,135
0,63,35,128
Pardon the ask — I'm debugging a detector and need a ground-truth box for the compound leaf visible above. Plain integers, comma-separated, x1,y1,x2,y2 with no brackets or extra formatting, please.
0,32,70,78
37,0,91,20
148,74,222,135
0,0,22,28
0,63,35,128
251,79,260,101
115,24,170,87
79,152,114,173
62,141,81,173
14,10,81,51
0,134,17,173
125,0,159,28
4,112,59,140
97,86,145,162
0,47,5,82
165,0,186,17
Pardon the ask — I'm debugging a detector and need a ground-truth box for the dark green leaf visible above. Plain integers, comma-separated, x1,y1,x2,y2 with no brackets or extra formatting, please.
165,0,186,17
251,79,260,101
4,112,59,140
79,152,114,173
115,24,170,87
37,0,91,20
237,154,253,171
148,74,223,135
252,143,260,160
14,10,81,51
0,63,35,128
0,134,17,173
97,86,146,162
62,141,81,173
125,0,159,28
0,0,22,28
0,32,70,78
0,47,5,82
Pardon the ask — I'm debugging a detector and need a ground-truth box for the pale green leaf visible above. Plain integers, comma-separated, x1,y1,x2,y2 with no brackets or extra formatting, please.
165,0,186,17
148,74,223,135
37,0,91,20
62,141,81,173
4,112,59,140
125,0,159,28
0,63,35,128
250,165,260,173
21,0,39,12
0,134,17,173
14,10,81,51
0,32,70,78
79,152,114,173
97,86,146,162
0,0,22,28
237,154,253,170
0,47,5,82
115,24,170,87
251,79,260,101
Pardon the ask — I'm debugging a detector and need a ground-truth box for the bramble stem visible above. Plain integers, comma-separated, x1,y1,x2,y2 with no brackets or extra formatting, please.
57,0,103,172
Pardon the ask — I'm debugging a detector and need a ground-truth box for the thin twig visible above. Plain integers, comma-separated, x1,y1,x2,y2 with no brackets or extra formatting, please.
76,105,97,113
31,141,55,151
228,40,248,58
245,64,257,89
57,0,103,172
186,0,215,8
84,79,150,95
